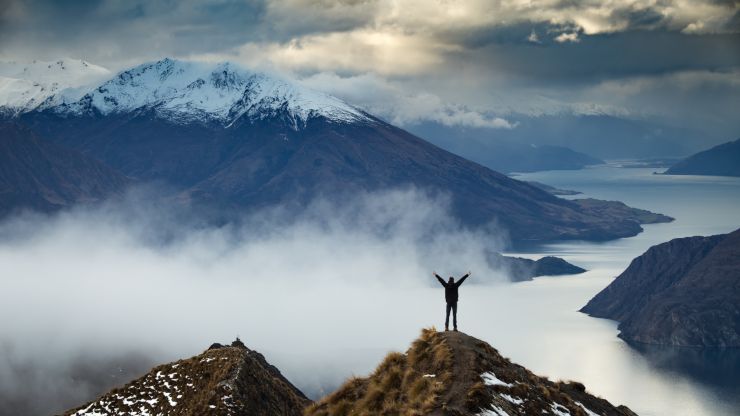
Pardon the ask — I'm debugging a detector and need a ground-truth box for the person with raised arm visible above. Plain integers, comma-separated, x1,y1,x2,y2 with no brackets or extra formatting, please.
433,271,471,331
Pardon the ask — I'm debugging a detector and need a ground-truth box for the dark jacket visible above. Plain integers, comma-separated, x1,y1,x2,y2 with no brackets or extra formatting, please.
436,273,469,304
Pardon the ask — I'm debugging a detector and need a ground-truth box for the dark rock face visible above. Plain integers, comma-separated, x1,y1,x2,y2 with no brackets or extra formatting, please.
62,341,310,416
581,228,740,347
665,138,740,177
18,110,670,242
0,122,130,216
490,253,586,282
306,329,636,416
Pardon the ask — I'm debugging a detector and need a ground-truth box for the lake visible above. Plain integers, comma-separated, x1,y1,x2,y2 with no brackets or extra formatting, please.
483,165,740,416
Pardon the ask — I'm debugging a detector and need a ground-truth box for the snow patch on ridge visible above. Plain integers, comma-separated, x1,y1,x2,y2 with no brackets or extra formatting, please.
481,371,515,387
477,405,510,416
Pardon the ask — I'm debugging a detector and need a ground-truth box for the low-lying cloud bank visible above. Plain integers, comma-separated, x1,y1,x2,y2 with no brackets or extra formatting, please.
0,187,513,415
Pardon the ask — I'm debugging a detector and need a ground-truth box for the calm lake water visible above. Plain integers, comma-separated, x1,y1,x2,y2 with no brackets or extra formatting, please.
483,165,740,416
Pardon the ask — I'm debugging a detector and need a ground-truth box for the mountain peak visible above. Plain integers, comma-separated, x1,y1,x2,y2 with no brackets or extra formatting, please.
64,339,309,416
48,58,371,129
307,329,637,416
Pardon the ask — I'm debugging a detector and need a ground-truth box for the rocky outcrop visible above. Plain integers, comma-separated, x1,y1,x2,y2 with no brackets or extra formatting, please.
581,229,740,347
61,339,310,416
306,329,636,416
665,138,740,177
490,252,586,282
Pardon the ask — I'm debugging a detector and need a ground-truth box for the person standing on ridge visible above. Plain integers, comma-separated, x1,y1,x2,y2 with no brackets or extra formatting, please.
434,271,471,331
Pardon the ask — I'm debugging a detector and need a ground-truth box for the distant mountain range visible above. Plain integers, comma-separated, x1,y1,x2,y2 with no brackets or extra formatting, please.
409,116,712,160
665,138,740,177
406,123,604,173
1,58,673,242
63,331,636,416
581,228,740,347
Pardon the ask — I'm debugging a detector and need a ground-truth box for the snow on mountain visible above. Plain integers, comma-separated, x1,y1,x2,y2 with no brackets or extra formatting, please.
49,58,371,128
0,59,111,114
0,59,110,85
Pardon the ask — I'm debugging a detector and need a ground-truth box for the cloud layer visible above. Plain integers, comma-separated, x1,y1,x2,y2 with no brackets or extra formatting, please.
0,187,513,414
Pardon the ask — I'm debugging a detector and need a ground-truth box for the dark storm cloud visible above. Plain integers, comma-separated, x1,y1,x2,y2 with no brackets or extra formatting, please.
453,30,740,85
0,0,267,65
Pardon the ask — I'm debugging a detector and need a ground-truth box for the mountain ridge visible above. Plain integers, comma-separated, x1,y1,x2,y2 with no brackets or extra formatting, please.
60,330,637,416
26,58,371,128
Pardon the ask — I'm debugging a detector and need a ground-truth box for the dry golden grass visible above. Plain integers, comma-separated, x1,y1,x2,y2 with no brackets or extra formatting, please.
305,328,452,416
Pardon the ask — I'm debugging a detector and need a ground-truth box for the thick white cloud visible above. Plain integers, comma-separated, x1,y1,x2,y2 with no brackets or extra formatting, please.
0,187,515,413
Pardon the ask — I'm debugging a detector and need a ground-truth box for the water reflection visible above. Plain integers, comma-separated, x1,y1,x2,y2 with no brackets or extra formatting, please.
627,342,740,411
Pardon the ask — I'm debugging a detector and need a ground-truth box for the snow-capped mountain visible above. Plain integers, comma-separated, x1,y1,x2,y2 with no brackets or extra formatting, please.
46,58,370,128
0,59,110,114
9,57,673,241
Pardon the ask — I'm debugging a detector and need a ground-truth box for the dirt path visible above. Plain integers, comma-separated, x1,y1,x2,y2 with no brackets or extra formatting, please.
431,331,487,415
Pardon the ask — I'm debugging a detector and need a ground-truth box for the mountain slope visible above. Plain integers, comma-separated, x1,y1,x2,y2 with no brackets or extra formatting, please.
581,228,740,347
14,58,673,241
63,339,310,416
665,138,740,177
307,329,636,416
0,122,129,215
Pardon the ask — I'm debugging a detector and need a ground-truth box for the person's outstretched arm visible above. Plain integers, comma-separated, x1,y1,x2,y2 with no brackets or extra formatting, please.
455,271,471,287
433,272,446,287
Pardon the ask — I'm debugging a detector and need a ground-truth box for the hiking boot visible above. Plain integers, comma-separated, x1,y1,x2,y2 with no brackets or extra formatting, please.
454,327,458,332
444,327,449,331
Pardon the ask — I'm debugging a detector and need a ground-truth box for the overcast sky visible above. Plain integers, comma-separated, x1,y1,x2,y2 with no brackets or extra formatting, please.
1,0,739,139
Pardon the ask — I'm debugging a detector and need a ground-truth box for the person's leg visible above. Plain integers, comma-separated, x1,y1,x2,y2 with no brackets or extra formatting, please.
445,303,451,330
452,302,458,330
